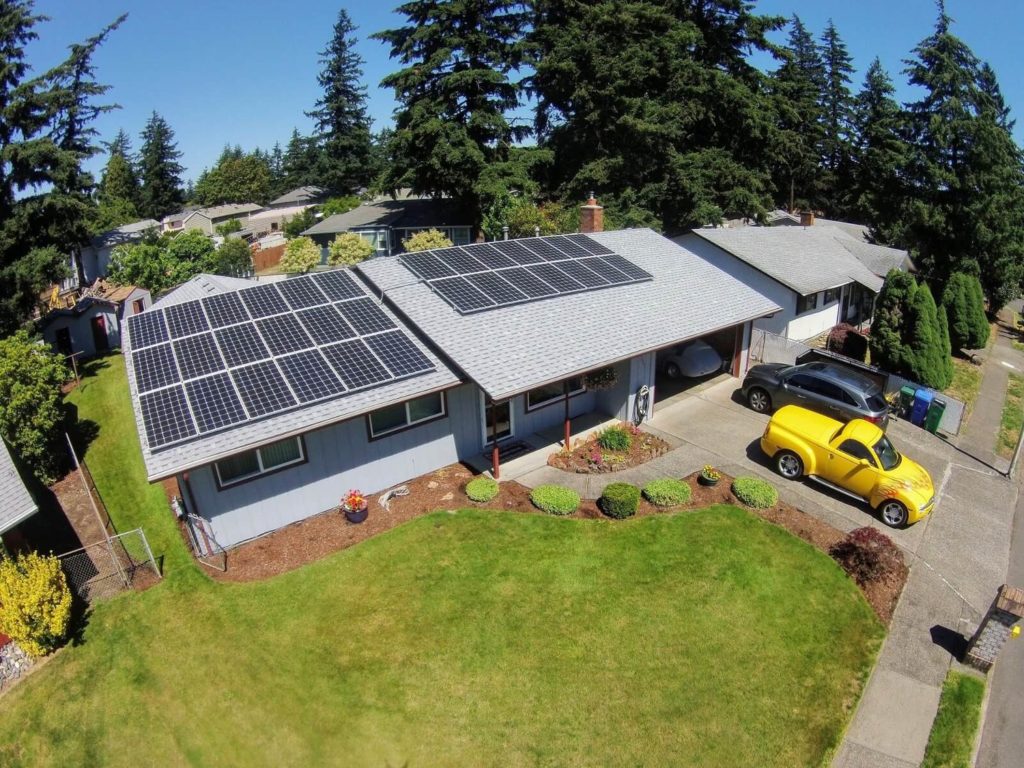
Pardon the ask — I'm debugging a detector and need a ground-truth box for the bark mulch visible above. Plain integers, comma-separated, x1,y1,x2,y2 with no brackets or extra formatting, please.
547,424,672,473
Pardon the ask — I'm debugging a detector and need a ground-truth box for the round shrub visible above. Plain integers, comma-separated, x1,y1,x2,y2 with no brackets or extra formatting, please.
731,476,779,508
829,527,906,587
465,477,499,503
642,478,692,507
530,485,580,516
597,425,632,452
599,482,640,519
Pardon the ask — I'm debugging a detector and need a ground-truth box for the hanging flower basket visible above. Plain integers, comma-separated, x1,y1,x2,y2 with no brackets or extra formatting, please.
342,489,369,523
584,366,617,391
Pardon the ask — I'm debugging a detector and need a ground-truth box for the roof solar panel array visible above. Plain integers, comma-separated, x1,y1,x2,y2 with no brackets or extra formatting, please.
398,233,652,313
126,270,436,450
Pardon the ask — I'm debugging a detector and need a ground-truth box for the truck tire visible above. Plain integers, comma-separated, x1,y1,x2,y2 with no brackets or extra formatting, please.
775,450,803,479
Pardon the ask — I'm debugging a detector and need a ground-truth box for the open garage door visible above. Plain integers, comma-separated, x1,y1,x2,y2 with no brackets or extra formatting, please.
653,325,745,409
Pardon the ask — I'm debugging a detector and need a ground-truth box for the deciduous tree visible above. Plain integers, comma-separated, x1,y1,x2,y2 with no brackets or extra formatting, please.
328,233,373,266
279,236,321,273
402,229,453,252
0,552,72,658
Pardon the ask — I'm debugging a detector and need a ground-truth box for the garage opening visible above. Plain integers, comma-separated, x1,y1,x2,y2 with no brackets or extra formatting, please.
653,326,742,409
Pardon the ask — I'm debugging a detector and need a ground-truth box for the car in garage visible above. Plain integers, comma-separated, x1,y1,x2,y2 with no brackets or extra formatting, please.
742,361,890,427
658,339,726,379
760,405,935,527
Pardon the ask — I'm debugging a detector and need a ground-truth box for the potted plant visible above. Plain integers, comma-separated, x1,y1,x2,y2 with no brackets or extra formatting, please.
698,465,722,487
342,489,369,523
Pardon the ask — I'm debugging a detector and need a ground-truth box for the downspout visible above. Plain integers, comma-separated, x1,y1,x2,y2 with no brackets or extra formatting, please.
489,398,500,480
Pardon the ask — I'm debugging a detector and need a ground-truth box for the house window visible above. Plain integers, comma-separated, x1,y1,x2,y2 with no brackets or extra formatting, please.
368,392,446,438
526,377,585,411
823,287,841,305
215,437,304,488
796,293,818,314
132,298,146,314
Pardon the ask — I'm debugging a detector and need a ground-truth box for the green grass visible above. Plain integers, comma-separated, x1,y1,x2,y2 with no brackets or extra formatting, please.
0,507,883,767
996,373,1024,459
921,670,986,768
945,358,984,420
66,354,192,572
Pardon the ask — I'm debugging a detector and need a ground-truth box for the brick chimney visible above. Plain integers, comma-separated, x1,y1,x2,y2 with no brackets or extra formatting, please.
580,193,604,233
799,210,815,227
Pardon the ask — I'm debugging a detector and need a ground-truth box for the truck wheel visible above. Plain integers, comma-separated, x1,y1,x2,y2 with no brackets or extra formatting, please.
879,500,908,528
775,451,803,479
747,387,771,413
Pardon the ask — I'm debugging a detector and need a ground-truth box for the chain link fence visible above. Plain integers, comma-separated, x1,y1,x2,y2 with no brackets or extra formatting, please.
58,528,160,603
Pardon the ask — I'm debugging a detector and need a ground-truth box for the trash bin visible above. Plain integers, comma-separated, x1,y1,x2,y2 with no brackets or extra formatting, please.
925,398,947,434
910,388,934,427
899,385,916,417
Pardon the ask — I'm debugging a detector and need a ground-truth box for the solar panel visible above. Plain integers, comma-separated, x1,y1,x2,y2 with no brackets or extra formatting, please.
231,361,297,417
127,311,169,349
335,297,397,335
364,330,434,378
519,238,570,262
400,251,456,281
467,243,517,270
255,314,315,355
554,259,610,288
173,333,226,379
239,283,289,318
310,269,364,301
429,276,496,312
278,276,330,309
497,267,560,298
140,386,197,447
164,302,211,339
434,247,488,275
526,263,585,292
580,255,633,284
321,340,392,389
295,305,356,345
601,253,652,281
490,240,545,265
466,271,528,305
214,324,270,367
547,235,592,260
132,344,180,394
202,292,249,328
277,349,347,403
185,373,247,433
565,233,614,255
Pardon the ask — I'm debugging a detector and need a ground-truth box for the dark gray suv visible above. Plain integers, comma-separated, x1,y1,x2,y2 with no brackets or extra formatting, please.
741,362,890,426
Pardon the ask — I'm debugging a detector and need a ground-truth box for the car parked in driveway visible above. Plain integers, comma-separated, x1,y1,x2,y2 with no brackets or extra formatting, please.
742,361,890,427
760,405,935,527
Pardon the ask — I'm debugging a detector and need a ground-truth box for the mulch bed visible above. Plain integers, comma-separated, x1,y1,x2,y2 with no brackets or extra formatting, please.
547,425,672,473
210,464,906,625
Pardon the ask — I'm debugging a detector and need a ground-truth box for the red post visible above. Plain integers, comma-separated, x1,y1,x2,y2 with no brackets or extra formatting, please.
489,398,500,480
563,379,571,448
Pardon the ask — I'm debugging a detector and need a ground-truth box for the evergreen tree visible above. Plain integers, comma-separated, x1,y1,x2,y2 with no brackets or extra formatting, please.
94,128,141,232
105,127,133,159
905,283,953,389
941,272,990,350
281,129,321,189
849,59,910,243
307,9,373,194
267,141,286,197
374,1,529,225
819,20,855,217
530,0,782,232
137,111,184,219
869,269,917,374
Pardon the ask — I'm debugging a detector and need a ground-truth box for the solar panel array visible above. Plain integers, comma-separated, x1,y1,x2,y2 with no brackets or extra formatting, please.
126,271,436,450
399,233,653,314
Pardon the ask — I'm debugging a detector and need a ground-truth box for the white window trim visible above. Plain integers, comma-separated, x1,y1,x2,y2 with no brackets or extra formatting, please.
368,393,446,438
525,378,586,411
479,391,515,446
215,437,305,488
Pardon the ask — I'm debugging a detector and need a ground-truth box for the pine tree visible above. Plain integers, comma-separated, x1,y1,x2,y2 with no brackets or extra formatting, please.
281,129,321,189
905,283,953,389
869,269,917,374
374,1,529,225
267,141,286,197
941,272,990,350
95,127,142,232
137,111,184,220
307,9,373,195
819,20,855,217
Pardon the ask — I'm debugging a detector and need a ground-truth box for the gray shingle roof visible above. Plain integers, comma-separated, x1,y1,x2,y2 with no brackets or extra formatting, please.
269,186,324,207
187,203,263,221
302,198,472,236
357,229,781,401
151,274,260,309
835,237,914,278
0,439,37,534
691,227,885,295
126,273,461,481
91,219,161,249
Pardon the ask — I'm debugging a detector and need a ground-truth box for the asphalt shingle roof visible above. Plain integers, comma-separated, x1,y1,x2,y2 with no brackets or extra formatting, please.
269,186,324,207
152,274,260,309
691,227,885,296
357,228,781,401
0,439,37,534
302,198,472,236
91,219,161,249
187,203,263,221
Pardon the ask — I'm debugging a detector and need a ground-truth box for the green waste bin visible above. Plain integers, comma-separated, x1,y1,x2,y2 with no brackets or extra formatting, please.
899,385,916,417
925,398,947,434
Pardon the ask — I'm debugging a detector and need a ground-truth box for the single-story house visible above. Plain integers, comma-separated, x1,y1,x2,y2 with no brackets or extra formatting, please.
244,204,315,238
41,280,152,358
182,204,264,236
0,439,38,554
74,219,160,286
267,186,325,209
161,209,194,234
124,211,780,550
302,198,474,259
677,225,909,342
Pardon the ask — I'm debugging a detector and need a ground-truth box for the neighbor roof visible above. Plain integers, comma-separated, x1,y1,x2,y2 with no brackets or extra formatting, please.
0,439,37,534
186,203,263,221
690,227,885,296
247,204,313,222
302,198,472,237
91,219,160,249
152,274,260,309
269,186,324,207
357,228,781,401
126,273,461,480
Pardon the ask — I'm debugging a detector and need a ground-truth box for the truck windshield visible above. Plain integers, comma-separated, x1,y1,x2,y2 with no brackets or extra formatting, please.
873,435,901,471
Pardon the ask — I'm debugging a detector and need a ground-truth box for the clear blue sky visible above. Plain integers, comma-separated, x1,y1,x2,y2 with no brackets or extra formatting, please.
25,0,1024,184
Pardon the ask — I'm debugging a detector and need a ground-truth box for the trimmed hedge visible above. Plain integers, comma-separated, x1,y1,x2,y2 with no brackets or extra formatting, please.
465,477,499,503
599,482,640,519
642,478,692,507
597,425,632,452
530,485,580,516
731,476,779,509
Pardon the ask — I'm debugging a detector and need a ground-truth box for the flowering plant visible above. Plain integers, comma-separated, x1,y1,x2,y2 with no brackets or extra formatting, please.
583,366,617,391
342,489,367,512
700,465,721,481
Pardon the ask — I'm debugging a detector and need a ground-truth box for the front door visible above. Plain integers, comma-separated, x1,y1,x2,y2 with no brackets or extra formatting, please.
55,327,73,357
483,398,513,445
90,315,109,353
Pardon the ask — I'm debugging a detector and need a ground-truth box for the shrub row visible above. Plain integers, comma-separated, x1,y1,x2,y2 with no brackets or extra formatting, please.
642,478,691,506
530,485,580,516
599,482,640,519
465,477,499,503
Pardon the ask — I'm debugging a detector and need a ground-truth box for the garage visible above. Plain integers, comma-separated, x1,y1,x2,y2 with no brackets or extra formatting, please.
653,323,749,409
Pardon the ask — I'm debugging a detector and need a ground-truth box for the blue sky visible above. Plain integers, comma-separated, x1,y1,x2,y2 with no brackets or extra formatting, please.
25,1,1024,184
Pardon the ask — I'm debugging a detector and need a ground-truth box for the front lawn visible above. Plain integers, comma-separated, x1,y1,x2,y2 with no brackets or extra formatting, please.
0,507,882,767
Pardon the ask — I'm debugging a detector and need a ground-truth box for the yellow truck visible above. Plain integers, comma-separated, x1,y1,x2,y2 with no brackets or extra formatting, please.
760,405,936,527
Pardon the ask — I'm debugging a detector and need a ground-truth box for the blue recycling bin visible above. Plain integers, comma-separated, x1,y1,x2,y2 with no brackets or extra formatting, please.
910,388,934,427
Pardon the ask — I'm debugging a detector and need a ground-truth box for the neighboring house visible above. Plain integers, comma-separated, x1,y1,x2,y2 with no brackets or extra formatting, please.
182,204,264,236
161,209,194,234
124,217,779,550
74,219,160,286
40,280,152,358
0,439,38,554
267,186,325,209
244,204,315,238
677,225,908,342
302,198,474,259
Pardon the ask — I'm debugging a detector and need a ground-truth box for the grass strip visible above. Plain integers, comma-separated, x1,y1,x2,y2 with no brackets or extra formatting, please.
996,373,1024,459
921,670,986,768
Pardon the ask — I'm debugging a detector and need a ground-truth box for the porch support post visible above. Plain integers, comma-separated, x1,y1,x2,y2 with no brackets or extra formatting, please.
563,379,571,448
489,397,500,480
